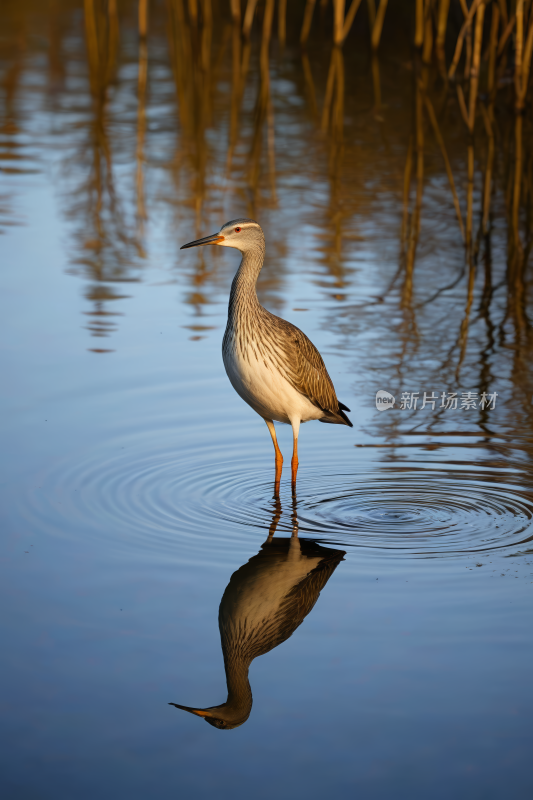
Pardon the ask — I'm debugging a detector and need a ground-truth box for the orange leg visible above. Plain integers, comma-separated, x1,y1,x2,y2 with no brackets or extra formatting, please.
291,430,299,492
264,419,283,495
266,495,282,543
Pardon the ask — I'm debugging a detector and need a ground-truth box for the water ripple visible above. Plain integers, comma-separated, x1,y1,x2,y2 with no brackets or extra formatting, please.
24,436,533,560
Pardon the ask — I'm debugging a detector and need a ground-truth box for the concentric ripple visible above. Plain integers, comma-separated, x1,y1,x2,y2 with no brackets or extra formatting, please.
23,433,533,561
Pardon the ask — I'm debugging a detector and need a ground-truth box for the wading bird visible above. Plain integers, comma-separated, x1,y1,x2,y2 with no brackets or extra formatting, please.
170,501,345,729
181,219,352,492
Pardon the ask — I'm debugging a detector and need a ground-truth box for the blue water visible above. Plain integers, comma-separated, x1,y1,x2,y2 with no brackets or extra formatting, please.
1,6,533,798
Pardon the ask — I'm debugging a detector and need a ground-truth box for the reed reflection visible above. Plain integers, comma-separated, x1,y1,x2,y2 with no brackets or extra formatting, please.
170,499,345,729
74,0,143,344
3,0,533,435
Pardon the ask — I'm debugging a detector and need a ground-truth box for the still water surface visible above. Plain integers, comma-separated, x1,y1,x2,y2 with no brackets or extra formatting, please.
1,3,533,798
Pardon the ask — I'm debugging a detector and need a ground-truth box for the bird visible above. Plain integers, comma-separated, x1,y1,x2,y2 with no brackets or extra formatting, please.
180,218,352,492
169,500,345,729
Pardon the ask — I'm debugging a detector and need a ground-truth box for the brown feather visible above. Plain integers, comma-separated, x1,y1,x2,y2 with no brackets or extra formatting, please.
260,309,351,424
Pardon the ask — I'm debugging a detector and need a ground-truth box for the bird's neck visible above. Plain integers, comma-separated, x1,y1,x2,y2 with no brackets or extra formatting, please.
221,653,253,720
229,245,265,317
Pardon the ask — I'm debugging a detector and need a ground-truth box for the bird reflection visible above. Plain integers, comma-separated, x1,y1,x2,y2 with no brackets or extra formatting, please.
170,499,345,729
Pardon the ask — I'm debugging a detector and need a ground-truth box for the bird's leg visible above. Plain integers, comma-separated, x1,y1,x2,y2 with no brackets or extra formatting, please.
290,491,299,539
291,436,299,491
290,419,300,493
265,495,282,543
264,419,283,495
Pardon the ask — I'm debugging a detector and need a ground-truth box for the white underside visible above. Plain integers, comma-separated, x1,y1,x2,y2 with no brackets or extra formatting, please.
223,344,323,425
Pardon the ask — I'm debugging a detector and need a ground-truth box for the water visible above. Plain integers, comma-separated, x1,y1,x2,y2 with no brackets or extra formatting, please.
1,3,533,798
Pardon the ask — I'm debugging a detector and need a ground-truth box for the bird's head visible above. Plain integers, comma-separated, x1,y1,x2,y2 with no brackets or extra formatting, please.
180,218,264,254
169,701,250,730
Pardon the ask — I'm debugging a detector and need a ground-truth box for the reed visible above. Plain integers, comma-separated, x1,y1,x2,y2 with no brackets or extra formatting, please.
162,1,533,339
136,0,149,245
7,0,533,343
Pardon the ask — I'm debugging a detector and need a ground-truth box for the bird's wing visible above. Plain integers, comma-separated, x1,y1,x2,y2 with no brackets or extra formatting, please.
268,313,340,413
279,549,345,629
225,546,345,663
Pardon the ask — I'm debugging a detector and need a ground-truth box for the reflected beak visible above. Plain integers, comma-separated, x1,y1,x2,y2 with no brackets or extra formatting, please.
169,703,212,718
180,232,225,249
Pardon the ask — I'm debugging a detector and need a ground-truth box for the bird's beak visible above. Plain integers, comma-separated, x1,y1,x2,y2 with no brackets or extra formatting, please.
169,703,213,718
180,232,225,250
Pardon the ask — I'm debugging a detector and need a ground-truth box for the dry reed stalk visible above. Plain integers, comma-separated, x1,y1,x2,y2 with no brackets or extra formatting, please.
516,6,533,109
106,0,120,86
139,0,148,39
481,104,495,234
136,34,148,240
436,0,450,71
321,48,337,130
423,93,465,239
367,0,376,30
230,0,241,24
404,83,424,307
497,0,508,27
464,23,472,77
478,232,494,319
456,96,477,376
342,0,363,42
371,0,388,51
415,0,424,47
515,0,525,102
243,0,258,38
262,3,275,70
334,0,345,45
455,311,472,381
301,53,319,119
466,142,474,259
467,0,485,131
190,5,211,224
225,22,249,184
332,46,345,138
82,0,139,271
465,244,476,312
226,19,242,176
508,1,529,332
167,0,213,226
189,0,199,26
456,83,469,127
401,135,413,249
247,0,275,204
510,114,527,336
487,3,500,95
455,2,485,262
263,0,277,203
480,5,500,239
497,13,515,56
512,113,523,258
448,0,484,80
240,35,252,84
422,0,433,64
167,0,193,137
84,0,100,96
201,0,212,73
301,0,316,44
278,0,287,47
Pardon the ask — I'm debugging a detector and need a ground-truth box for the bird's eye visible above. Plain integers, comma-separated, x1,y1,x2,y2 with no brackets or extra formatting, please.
235,227,241,232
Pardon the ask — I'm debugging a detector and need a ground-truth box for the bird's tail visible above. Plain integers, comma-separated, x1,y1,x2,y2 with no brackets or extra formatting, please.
319,402,353,428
